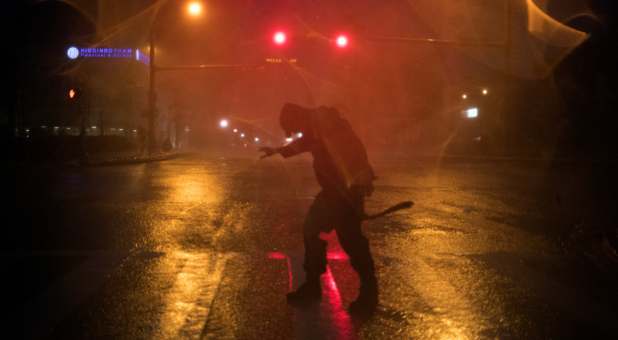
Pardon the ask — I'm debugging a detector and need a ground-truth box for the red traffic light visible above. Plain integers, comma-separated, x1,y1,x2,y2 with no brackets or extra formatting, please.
335,34,349,48
272,31,287,46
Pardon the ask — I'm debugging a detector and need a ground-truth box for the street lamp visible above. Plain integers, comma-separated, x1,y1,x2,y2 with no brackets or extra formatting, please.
146,1,204,156
187,1,203,17
465,107,479,119
219,119,229,128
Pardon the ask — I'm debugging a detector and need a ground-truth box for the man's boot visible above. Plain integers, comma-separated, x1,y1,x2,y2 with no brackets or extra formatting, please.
287,277,321,305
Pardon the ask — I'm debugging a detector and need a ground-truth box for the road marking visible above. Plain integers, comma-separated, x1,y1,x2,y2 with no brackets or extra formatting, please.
155,251,230,340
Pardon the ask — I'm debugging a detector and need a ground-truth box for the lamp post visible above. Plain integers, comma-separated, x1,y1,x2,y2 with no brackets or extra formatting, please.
146,1,203,156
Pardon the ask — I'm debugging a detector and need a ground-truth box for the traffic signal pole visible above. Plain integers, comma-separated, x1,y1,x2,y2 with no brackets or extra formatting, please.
147,32,157,156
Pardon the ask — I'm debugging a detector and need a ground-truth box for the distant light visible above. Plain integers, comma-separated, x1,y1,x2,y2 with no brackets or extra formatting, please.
68,88,77,99
335,34,349,48
66,127,71,130
273,31,287,45
233,128,238,133
461,94,468,100
25,128,30,133
254,137,260,142
465,107,479,119
482,88,489,95
67,46,79,59
285,137,293,143
219,119,229,128
54,126,59,130
133,129,137,133
41,125,47,129
119,128,124,132
91,126,97,129
296,132,303,138
240,133,245,138
187,1,203,16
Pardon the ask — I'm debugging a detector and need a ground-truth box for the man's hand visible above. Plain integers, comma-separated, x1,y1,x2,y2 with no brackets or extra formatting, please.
258,146,278,159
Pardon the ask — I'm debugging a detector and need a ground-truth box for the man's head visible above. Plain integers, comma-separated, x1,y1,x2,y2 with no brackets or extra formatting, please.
279,103,312,137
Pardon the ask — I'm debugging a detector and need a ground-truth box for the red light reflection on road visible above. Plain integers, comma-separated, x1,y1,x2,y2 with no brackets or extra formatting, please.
268,251,293,291
268,250,356,339
323,266,356,339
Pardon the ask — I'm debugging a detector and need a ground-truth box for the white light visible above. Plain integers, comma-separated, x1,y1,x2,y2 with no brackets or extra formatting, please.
296,132,303,138
273,31,286,45
187,2,203,16
285,137,293,143
67,46,79,59
336,35,349,48
92,126,97,129
219,119,229,128
54,126,59,130
461,94,468,100
465,107,479,119
233,128,238,133
240,133,245,138
119,128,124,131
482,88,489,95
254,137,260,142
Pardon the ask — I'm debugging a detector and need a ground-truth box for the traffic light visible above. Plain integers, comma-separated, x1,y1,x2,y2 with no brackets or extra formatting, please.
68,88,80,100
272,31,287,46
335,34,349,48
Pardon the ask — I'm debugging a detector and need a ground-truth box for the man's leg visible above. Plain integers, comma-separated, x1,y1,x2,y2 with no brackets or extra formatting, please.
336,197,378,313
287,191,330,304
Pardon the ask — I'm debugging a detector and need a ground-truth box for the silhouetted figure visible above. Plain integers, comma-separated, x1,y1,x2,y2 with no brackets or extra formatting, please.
260,103,380,314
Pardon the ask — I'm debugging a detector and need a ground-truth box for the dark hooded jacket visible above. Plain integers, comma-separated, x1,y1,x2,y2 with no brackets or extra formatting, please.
278,106,375,194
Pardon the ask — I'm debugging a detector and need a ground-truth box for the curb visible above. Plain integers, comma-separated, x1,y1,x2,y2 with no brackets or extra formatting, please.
80,152,190,167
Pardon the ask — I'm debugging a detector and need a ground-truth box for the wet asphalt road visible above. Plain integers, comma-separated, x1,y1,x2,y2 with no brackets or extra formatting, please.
12,155,618,339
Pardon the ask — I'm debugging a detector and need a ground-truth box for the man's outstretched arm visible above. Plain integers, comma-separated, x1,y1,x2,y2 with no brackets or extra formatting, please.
258,137,312,159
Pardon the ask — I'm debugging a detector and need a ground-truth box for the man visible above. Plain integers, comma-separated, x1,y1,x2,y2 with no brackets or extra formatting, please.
259,103,378,313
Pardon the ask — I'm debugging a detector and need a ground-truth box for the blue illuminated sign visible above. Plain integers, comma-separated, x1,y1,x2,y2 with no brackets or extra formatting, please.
66,47,133,59
67,46,79,59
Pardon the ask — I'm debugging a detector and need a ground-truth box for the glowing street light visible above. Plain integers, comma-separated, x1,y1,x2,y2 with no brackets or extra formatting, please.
461,93,468,100
233,128,238,133
254,137,260,143
240,133,245,138
219,119,229,128
296,132,303,138
482,88,489,96
273,31,287,46
187,1,203,17
465,107,479,119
